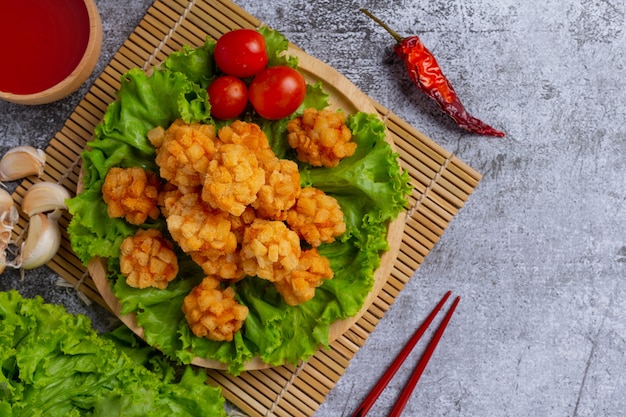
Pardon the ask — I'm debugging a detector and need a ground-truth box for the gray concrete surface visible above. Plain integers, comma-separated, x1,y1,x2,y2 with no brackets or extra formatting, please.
1,0,625,416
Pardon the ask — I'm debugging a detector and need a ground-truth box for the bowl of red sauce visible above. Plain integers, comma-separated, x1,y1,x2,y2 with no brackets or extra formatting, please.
0,0,102,105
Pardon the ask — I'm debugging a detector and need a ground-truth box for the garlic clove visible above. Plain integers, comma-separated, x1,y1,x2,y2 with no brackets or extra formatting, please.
0,146,46,182
20,212,61,270
0,187,13,210
0,188,18,247
0,188,17,275
0,250,6,275
21,181,71,220
0,188,18,223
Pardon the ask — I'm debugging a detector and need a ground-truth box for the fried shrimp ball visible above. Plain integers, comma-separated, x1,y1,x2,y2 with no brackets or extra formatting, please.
157,184,186,218
283,187,346,247
182,276,249,342
190,251,245,281
218,119,270,150
229,206,258,244
151,119,218,191
201,143,265,216
274,248,334,306
287,108,357,168
218,120,277,175
253,158,301,219
120,229,178,289
102,167,161,225
240,219,301,282
166,192,238,258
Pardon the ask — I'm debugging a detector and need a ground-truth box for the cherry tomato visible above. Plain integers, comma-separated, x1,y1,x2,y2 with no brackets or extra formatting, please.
207,75,248,120
214,29,268,78
248,66,307,120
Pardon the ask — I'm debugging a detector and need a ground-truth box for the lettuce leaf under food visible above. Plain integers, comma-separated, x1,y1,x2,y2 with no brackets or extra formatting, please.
66,35,411,375
0,291,227,417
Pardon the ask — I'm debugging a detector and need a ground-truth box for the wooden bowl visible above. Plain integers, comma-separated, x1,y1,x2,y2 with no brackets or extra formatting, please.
0,0,102,105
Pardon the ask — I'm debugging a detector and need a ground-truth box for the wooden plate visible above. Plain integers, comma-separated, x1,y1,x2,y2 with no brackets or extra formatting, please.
90,45,406,370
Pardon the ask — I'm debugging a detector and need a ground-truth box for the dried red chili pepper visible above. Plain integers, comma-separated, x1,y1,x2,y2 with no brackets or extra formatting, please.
361,8,505,137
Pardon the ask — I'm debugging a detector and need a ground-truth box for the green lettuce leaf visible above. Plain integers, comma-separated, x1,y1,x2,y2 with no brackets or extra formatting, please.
161,39,216,89
0,291,227,417
259,26,298,68
66,31,410,375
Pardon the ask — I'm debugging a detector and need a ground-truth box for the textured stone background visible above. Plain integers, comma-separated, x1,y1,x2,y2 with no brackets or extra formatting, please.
2,0,626,416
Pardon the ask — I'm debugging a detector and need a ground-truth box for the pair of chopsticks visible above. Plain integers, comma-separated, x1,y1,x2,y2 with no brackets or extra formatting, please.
351,291,460,417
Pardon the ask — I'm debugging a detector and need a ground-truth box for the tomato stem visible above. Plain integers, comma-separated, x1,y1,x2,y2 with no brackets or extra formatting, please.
360,8,404,44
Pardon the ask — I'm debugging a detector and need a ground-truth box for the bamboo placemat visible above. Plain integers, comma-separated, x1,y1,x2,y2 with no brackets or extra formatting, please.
12,0,482,415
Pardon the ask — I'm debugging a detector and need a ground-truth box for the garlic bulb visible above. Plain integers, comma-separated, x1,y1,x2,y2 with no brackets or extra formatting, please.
21,181,71,220
0,146,46,182
19,212,62,270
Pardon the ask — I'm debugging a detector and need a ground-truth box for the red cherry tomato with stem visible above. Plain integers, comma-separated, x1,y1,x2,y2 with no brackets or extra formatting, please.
214,29,268,78
248,66,307,120
207,75,249,120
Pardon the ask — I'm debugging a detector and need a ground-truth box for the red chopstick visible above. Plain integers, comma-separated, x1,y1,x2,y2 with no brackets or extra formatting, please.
351,291,460,417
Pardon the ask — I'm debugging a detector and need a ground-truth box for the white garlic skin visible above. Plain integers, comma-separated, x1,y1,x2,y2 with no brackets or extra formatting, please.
0,146,46,182
20,213,62,270
21,181,71,220
0,188,18,274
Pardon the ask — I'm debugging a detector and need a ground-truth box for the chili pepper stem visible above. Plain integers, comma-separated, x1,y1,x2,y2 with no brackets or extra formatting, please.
360,8,404,43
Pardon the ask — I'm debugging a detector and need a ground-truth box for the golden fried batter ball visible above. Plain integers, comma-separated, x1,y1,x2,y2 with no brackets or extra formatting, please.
190,251,245,281
201,143,265,216
157,183,186,218
166,192,238,258
182,276,249,342
274,248,334,306
218,120,270,150
229,206,258,244
283,187,346,247
151,119,218,191
120,229,178,289
240,219,301,282
253,158,301,219
286,108,357,168
102,166,161,225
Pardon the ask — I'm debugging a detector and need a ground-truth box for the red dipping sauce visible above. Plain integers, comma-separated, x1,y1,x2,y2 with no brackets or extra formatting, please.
0,0,90,95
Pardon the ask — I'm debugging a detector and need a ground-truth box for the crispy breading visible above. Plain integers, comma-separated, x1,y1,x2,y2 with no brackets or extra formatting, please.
286,108,357,168
190,251,245,281
201,143,265,217
229,206,258,244
274,248,333,306
120,229,178,289
240,218,301,282
157,183,186,218
282,187,346,247
218,119,271,150
152,119,218,191
253,158,301,219
165,192,238,258
102,166,161,225
182,276,249,342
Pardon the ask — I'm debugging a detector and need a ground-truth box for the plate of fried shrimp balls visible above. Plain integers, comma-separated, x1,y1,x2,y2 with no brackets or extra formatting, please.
83,44,408,372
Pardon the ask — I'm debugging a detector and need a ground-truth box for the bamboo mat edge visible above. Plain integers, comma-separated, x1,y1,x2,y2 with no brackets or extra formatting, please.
12,0,482,416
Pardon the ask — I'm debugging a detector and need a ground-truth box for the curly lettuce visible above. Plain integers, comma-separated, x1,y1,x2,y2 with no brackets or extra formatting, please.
67,29,411,375
0,291,227,417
